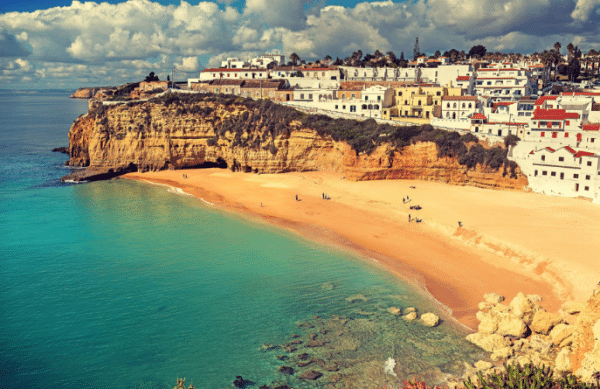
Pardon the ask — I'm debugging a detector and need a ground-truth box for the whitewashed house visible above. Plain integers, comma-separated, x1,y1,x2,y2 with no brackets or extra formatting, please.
197,68,269,82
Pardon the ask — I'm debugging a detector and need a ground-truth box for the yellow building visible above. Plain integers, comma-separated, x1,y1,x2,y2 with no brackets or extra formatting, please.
382,84,463,124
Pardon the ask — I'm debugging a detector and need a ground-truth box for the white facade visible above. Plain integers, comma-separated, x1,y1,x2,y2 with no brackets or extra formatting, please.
512,144,600,200
421,65,474,88
441,96,480,120
250,54,286,68
300,67,340,81
220,58,248,69
339,66,418,82
473,68,534,101
198,68,269,81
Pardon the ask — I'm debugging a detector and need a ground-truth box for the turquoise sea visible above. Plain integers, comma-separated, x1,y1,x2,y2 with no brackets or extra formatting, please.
0,91,483,389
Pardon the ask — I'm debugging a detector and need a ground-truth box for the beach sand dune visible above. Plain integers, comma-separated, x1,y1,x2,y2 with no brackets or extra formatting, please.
125,169,600,329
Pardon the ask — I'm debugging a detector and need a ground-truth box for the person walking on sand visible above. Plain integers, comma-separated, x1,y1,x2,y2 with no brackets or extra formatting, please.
408,214,411,222
295,194,298,201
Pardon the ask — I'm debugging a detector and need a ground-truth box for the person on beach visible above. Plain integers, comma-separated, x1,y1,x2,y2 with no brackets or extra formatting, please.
408,214,411,222
458,221,462,227
296,194,298,201
322,193,324,199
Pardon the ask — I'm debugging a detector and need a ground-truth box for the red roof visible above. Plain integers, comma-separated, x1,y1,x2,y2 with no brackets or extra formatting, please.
472,113,487,120
583,124,600,131
442,95,478,101
456,76,470,81
494,102,515,106
477,77,517,80
534,96,558,105
529,150,535,155
546,147,555,152
532,108,579,121
575,151,595,158
565,146,576,154
560,92,600,97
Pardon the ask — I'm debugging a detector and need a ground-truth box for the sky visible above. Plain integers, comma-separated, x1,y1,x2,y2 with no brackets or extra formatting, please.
1,0,599,90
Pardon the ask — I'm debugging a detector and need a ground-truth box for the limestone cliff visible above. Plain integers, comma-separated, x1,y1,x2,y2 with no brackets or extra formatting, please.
71,87,111,99
571,290,600,381
62,96,527,190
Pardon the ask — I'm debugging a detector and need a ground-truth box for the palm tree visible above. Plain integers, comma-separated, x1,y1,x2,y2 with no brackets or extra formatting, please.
554,42,561,54
567,43,574,60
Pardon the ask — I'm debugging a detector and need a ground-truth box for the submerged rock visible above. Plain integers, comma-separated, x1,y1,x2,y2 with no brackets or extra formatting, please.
402,312,418,321
387,307,402,316
278,365,294,375
345,294,368,303
299,370,323,380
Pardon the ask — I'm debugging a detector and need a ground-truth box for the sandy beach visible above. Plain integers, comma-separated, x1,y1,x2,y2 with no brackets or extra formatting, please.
124,169,600,329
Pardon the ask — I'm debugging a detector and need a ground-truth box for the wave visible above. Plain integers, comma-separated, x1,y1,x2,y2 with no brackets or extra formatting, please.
63,179,88,184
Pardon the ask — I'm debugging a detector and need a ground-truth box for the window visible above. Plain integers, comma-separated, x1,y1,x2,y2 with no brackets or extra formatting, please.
447,103,450,108
462,103,466,108
335,105,338,109
365,96,368,101
436,91,441,96
377,96,381,101
418,100,421,106
566,120,570,125
374,105,379,109
565,133,569,138
300,94,304,99
398,91,403,96
552,132,557,138
534,170,538,176
350,105,356,112
541,155,545,161
576,183,579,191
341,93,345,99
585,186,590,191
343,105,346,109
551,172,556,177
587,161,592,166
362,104,367,109
308,94,313,99
468,103,472,108
559,157,564,162
560,172,564,179
574,174,579,179
542,171,547,175
405,100,408,105
453,103,457,108
586,175,591,180
592,138,596,143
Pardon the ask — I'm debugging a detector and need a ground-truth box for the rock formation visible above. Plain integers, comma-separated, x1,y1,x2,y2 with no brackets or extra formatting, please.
458,289,600,385
62,94,528,189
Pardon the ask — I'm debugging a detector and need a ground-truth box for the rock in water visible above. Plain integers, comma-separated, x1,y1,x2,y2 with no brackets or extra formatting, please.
278,366,294,375
402,312,418,321
421,312,440,327
300,370,323,380
52,146,69,154
387,307,402,316
233,376,253,388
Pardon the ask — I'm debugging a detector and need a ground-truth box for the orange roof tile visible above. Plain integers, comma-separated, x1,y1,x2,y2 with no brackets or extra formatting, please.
472,113,487,120
583,124,600,131
534,96,558,105
532,108,579,120
575,151,595,158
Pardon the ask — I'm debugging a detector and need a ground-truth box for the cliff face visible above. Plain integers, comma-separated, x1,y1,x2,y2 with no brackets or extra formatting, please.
71,87,111,99
63,99,527,190
571,290,600,381
344,142,528,190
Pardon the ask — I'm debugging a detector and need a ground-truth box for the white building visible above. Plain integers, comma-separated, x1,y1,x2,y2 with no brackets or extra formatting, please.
220,57,248,69
197,68,269,82
249,54,285,68
473,68,534,101
513,144,600,200
421,65,474,88
339,66,418,82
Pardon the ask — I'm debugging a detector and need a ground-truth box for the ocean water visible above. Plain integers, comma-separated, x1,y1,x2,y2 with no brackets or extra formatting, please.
0,91,483,389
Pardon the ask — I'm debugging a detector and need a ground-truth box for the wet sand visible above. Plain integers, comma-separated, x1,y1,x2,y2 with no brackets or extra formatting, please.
124,169,600,329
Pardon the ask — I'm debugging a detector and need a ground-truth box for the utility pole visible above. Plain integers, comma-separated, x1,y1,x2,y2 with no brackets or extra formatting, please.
171,68,175,89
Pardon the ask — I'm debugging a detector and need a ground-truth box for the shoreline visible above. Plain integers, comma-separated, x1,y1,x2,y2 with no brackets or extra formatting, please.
124,168,600,329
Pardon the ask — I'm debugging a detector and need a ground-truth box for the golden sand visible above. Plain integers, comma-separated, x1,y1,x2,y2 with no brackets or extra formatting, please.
124,169,600,329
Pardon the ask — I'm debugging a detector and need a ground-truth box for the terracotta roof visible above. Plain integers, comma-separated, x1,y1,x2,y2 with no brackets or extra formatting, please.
494,102,515,106
476,77,517,80
560,92,600,97
534,96,558,105
575,151,595,158
532,108,579,120
242,80,286,89
582,124,600,131
546,147,555,152
529,150,535,155
472,113,487,120
442,95,478,101
565,146,576,154
456,76,470,81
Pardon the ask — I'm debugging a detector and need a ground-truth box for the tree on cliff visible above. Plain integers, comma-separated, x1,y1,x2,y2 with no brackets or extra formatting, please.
145,72,160,82
290,53,300,66
468,45,487,59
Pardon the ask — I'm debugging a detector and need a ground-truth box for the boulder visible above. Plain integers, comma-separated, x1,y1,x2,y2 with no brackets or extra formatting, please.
528,334,553,355
387,307,402,316
479,302,494,311
421,312,440,327
554,349,572,373
509,292,537,324
402,312,418,321
491,346,513,361
345,294,368,303
299,370,323,380
497,314,529,338
478,317,499,335
530,310,563,335
550,324,574,346
484,293,505,305
474,360,493,371
405,307,417,313
490,303,511,316
466,333,511,352
476,311,489,322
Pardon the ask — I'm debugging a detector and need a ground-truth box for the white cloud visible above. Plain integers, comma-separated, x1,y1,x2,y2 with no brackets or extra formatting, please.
0,0,599,88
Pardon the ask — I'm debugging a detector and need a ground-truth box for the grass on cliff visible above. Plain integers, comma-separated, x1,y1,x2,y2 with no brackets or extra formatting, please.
97,92,518,175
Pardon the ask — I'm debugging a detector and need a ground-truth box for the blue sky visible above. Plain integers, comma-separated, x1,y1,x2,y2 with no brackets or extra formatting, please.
1,0,599,89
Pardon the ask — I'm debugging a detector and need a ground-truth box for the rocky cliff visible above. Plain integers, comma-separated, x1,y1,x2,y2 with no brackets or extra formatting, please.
70,87,112,99
62,95,527,190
